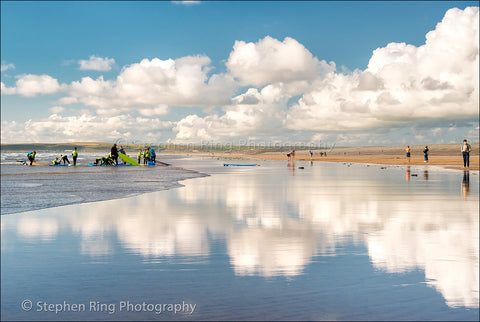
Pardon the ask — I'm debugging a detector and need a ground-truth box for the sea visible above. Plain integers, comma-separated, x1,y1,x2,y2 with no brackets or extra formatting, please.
1,153,478,321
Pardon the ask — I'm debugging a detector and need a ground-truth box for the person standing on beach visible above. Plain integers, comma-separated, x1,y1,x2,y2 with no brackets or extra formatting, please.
27,151,36,166
111,144,119,165
309,150,313,159
137,149,143,164
461,139,471,168
149,147,156,162
423,146,429,162
405,146,411,163
72,147,78,166
143,148,150,165
118,145,126,164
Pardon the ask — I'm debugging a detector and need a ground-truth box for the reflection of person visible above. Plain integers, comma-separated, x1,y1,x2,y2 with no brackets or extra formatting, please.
406,146,411,163
424,170,429,181
423,146,429,162
111,144,119,165
287,159,295,176
461,139,471,168
72,147,78,166
406,166,411,182
462,170,470,200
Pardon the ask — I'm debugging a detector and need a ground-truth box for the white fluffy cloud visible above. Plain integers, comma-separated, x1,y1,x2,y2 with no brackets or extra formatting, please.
226,36,335,87
78,55,115,71
2,74,62,97
173,85,289,142
171,0,201,5
171,7,478,143
2,7,478,145
49,106,65,114
286,7,479,132
1,82,16,95
1,62,15,72
69,56,237,111
1,113,174,143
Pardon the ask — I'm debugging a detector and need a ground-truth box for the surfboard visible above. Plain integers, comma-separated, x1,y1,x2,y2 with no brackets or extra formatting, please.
88,163,132,167
223,163,258,166
155,160,171,166
49,164,71,166
118,152,139,166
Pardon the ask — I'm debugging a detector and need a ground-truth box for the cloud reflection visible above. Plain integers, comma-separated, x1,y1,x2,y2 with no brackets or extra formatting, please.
6,165,479,308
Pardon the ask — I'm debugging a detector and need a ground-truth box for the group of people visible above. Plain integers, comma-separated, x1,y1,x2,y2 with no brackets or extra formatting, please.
94,155,116,166
405,139,472,168
308,150,328,158
92,144,157,166
51,147,79,166
137,147,156,165
25,148,78,166
95,144,130,166
25,140,474,168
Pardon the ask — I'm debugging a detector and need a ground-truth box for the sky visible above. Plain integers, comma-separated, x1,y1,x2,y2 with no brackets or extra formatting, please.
1,1,479,147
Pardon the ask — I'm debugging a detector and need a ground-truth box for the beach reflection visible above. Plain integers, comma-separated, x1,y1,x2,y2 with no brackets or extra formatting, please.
462,171,470,200
4,164,479,308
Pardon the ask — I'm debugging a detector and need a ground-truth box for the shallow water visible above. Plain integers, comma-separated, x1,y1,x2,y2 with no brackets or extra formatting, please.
1,158,478,320
1,154,206,215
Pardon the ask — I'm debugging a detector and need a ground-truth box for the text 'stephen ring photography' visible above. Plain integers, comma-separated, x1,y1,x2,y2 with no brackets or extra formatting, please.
1,1,478,321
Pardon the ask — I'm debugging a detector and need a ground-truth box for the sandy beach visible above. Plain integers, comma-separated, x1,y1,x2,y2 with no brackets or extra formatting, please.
4,142,478,171
186,143,480,171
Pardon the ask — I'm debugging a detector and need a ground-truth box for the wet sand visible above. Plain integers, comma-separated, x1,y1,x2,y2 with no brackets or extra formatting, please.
2,158,478,321
186,143,480,171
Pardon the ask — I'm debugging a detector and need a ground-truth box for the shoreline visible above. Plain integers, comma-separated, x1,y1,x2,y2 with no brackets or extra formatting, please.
3,142,478,171
0,158,209,216
1,153,477,216
181,152,480,171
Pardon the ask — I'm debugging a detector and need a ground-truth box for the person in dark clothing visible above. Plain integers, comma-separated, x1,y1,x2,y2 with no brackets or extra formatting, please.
60,154,70,165
149,147,156,162
423,146,429,162
111,144,119,165
72,147,78,166
118,145,126,164
461,139,471,168
27,151,36,166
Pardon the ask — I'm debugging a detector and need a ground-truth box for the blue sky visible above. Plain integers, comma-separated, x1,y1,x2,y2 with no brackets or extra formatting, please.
1,1,479,145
